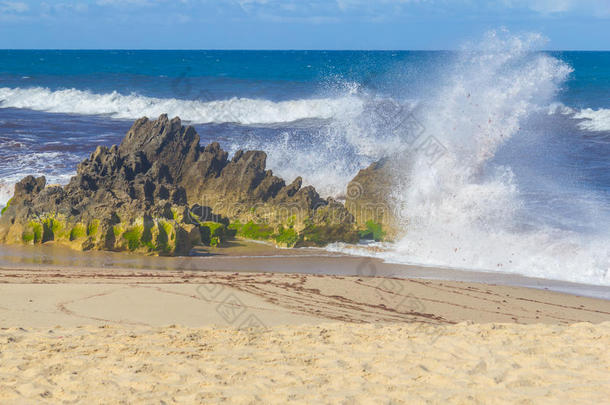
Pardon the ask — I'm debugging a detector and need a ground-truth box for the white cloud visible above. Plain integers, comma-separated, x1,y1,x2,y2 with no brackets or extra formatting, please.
97,0,152,5
337,0,429,9
235,0,429,21
0,1,29,13
502,0,610,17
95,0,190,8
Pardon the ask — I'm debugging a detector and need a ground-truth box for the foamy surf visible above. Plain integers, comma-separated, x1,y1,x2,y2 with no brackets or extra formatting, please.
548,104,610,132
0,174,75,208
0,182,13,209
0,151,77,207
573,108,610,132
319,31,610,286
0,87,364,125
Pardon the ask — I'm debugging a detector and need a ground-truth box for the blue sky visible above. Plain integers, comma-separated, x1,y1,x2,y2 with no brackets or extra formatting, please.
0,0,609,49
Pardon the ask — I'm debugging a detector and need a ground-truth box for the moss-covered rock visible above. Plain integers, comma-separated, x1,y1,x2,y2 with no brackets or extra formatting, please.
199,221,226,246
299,222,359,247
122,224,144,251
229,220,274,241
0,115,361,255
21,221,42,244
358,220,386,241
274,226,300,248
0,198,12,216
87,220,100,237
69,224,87,241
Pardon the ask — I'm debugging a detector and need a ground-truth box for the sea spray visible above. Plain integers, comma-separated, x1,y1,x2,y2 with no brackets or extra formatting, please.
327,32,610,285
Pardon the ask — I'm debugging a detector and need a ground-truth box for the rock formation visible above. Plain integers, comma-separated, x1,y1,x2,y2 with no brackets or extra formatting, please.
345,158,402,240
0,115,358,255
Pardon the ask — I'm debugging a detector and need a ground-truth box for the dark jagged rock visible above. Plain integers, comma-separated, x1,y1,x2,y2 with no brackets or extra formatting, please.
0,114,358,254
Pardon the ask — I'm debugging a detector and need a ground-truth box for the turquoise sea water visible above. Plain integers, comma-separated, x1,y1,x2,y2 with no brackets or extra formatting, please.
0,50,608,106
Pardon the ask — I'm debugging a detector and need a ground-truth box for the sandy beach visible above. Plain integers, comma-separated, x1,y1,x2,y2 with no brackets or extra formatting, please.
1,253,610,404
2,322,609,404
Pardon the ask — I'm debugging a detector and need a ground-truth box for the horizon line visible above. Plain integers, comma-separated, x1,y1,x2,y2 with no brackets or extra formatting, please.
1,48,609,52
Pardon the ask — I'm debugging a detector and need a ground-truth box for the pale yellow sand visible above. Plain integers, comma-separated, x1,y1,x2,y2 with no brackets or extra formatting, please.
1,265,610,403
0,322,609,404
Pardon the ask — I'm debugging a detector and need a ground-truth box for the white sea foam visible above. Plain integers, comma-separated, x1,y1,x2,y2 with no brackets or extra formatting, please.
573,108,610,132
0,183,14,210
547,104,610,132
0,152,77,208
385,32,610,285
0,86,364,125
315,31,610,286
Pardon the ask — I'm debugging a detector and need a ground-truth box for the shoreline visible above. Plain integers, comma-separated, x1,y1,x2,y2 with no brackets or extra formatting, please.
1,256,609,328
1,242,609,301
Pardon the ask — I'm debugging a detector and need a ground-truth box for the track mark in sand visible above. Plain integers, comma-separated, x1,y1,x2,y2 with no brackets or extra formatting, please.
353,279,525,320
134,284,316,320
400,279,597,323
56,286,151,327
514,296,610,315
130,274,446,324
410,278,610,315
206,274,451,324
2,267,609,325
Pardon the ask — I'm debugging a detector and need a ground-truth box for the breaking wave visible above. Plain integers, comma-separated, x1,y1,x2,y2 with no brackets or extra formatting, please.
0,86,364,125
572,108,610,132
322,31,610,286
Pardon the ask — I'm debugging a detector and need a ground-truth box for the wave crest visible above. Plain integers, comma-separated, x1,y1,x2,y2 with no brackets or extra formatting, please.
0,87,364,125
573,108,610,132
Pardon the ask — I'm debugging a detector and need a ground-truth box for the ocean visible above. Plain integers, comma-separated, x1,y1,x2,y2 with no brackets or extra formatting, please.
0,33,609,286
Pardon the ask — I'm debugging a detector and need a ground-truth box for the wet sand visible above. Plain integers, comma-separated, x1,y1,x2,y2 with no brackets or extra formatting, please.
1,267,610,328
2,242,609,299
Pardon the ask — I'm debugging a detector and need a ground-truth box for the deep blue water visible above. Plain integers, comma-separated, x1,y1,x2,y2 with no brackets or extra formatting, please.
0,50,608,106
0,47,609,285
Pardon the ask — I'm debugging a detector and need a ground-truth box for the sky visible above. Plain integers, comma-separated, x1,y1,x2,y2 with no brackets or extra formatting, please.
0,0,609,50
